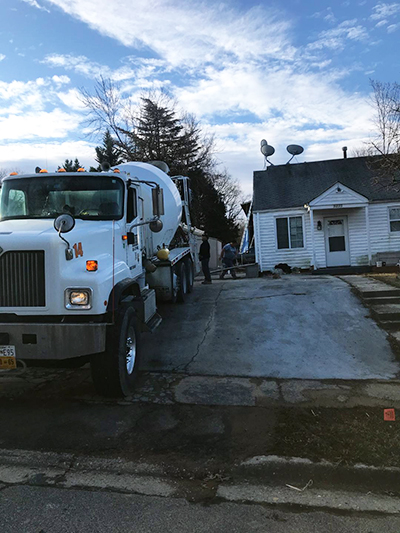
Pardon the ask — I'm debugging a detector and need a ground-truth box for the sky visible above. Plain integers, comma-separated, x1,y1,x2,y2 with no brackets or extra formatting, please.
0,0,400,196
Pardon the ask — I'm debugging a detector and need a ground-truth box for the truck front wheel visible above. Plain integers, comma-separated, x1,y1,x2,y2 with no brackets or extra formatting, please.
90,303,141,397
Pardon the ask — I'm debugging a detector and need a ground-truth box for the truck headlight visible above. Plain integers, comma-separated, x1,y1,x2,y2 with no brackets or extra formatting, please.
65,289,92,310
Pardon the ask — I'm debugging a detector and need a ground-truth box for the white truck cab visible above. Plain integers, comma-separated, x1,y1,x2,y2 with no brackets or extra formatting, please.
0,162,199,396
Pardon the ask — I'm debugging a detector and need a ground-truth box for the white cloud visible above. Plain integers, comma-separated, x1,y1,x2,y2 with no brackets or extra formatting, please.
45,0,296,67
0,109,81,141
0,77,85,141
370,3,400,20
52,75,71,85
56,88,86,110
42,54,108,78
387,22,399,31
0,141,96,174
0,54,5,62
307,20,368,51
21,0,50,13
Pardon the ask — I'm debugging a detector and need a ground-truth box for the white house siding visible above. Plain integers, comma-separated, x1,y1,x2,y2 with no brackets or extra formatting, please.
255,208,312,271
369,202,400,259
255,207,370,271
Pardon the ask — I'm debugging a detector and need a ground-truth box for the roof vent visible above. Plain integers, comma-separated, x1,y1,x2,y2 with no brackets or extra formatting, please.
342,146,348,159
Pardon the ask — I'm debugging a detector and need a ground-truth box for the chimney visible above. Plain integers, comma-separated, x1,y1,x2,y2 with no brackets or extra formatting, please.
342,146,347,159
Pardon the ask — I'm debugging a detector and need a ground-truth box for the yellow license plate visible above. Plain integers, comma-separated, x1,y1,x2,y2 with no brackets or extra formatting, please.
0,345,16,369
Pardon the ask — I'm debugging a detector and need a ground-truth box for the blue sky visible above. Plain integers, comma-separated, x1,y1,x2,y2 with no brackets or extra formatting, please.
0,0,400,194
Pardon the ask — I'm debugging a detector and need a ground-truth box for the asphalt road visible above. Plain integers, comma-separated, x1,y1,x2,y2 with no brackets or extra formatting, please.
2,485,400,533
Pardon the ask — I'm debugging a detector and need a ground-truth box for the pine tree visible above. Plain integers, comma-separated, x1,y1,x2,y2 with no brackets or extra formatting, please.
81,81,241,241
58,158,82,172
94,129,124,170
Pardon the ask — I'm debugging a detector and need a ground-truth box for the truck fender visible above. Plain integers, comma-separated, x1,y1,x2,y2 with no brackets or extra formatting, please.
107,279,142,313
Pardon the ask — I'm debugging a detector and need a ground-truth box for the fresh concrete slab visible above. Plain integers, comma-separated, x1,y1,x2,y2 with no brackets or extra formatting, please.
141,276,400,380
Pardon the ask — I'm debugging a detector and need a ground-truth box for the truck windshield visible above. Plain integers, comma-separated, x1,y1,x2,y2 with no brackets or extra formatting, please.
0,175,124,221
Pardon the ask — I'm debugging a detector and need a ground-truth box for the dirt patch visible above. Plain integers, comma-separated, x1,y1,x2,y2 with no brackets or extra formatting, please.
273,407,400,467
1,397,400,472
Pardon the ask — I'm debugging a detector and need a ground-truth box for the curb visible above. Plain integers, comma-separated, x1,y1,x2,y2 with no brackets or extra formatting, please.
1,449,400,514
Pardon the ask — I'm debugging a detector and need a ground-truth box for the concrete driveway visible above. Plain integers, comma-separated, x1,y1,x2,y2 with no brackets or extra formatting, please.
141,275,400,380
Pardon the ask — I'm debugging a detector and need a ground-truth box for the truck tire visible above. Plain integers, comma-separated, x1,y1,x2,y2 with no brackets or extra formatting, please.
185,257,194,293
176,261,187,303
90,303,141,397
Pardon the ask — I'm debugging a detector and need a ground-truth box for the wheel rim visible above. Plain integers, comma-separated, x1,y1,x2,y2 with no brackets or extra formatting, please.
125,326,136,375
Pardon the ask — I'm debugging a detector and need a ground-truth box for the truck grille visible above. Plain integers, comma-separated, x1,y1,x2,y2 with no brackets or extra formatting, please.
0,251,46,307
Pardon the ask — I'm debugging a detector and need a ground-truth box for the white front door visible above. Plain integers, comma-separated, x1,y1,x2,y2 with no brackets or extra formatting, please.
325,216,350,267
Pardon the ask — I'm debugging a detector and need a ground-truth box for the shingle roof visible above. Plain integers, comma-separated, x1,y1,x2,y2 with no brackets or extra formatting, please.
253,156,400,211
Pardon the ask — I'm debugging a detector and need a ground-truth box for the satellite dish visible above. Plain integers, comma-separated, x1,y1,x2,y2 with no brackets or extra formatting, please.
286,144,304,164
287,144,304,156
260,140,275,166
261,144,275,157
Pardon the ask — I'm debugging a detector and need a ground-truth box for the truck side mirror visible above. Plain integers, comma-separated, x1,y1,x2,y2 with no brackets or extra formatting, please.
152,187,164,217
54,214,75,233
149,219,163,233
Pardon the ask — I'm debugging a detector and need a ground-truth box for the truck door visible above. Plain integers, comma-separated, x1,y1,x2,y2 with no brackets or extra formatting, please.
126,186,142,275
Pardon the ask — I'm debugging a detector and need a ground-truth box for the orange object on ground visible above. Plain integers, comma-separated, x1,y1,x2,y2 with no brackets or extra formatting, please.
384,409,396,421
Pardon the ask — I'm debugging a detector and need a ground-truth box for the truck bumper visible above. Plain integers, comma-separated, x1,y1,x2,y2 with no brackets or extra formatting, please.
0,323,106,360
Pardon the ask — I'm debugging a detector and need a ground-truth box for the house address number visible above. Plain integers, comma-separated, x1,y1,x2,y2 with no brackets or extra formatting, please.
333,204,343,208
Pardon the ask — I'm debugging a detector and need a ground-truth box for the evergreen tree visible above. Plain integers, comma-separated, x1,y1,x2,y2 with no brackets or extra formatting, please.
94,129,124,170
81,80,241,241
58,158,82,172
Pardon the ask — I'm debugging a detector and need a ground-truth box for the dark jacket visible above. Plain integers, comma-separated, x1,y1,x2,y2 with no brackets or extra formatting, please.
199,240,210,260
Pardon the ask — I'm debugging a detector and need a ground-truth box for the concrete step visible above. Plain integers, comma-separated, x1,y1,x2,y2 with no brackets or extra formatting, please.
364,296,400,305
360,289,400,298
375,319,400,331
370,304,400,321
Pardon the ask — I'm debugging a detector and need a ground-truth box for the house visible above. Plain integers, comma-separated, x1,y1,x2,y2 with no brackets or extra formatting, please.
253,155,400,271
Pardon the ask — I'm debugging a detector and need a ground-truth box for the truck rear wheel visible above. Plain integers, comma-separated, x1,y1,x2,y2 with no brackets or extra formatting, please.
176,261,187,303
90,303,141,397
185,257,194,293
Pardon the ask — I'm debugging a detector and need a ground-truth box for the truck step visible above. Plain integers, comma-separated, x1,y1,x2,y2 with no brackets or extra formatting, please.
143,312,162,333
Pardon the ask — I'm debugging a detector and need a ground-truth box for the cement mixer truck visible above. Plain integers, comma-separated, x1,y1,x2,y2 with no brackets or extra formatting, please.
0,161,199,396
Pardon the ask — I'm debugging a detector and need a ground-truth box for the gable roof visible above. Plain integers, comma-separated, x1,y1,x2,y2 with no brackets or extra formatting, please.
253,156,400,211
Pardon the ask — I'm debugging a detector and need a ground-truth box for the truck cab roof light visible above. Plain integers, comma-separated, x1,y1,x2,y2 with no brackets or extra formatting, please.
58,168,66,172
86,260,98,272
113,169,120,173
9,172,18,176
39,169,48,173
77,168,86,172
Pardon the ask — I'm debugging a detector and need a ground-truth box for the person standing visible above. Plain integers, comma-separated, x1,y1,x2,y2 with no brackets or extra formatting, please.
199,233,212,284
220,241,238,279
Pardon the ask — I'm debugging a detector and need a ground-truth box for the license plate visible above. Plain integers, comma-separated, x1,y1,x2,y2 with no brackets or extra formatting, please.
0,345,17,369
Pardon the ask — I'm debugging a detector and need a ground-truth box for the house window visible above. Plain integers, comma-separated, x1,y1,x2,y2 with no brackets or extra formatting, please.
389,207,400,232
276,216,304,249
